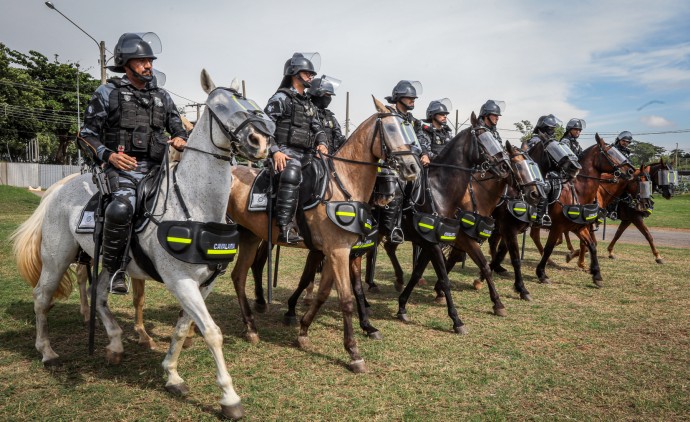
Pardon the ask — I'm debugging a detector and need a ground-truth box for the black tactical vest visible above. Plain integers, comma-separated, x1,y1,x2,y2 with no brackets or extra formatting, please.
274,88,315,150
318,108,338,150
425,126,452,156
104,80,168,162
562,135,582,158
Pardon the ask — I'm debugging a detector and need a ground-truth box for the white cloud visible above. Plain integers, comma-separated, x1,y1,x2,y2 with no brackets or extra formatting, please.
640,115,674,128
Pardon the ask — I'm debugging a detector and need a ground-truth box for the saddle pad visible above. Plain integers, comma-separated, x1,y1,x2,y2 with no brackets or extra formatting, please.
248,160,328,212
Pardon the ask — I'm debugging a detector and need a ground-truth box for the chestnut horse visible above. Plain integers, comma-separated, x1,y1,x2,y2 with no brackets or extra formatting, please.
226,97,419,373
528,134,634,286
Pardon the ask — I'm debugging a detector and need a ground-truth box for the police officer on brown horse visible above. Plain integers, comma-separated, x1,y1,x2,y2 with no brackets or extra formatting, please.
79,33,188,294
613,131,634,158
561,118,586,158
419,99,453,160
307,75,346,153
265,52,328,244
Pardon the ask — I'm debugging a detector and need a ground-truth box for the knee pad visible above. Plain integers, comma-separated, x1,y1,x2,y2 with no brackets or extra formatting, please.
280,162,302,187
105,196,134,225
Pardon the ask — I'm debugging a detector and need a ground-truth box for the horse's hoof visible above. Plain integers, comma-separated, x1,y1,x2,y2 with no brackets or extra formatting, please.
495,270,509,277
245,332,260,345
565,253,573,263
181,337,193,349
593,278,603,288
349,359,367,374
493,306,508,317
367,285,381,293
221,403,245,421
283,315,298,326
608,254,615,259
418,277,427,286
165,382,190,397
656,258,664,264
367,330,383,340
520,292,532,302
454,325,468,335
433,294,446,305
578,265,587,272
43,357,61,368
254,302,267,314
539,277,551,284
105,350,123,365
394,281,404,293
140,338,157,350
396,312,410,323
297,335,311,349
473,279,483,290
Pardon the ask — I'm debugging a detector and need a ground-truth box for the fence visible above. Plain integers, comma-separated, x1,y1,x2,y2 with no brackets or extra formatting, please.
0,162,81,189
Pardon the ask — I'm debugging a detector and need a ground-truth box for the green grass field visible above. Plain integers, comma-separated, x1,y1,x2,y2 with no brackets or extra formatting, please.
1,185,688,421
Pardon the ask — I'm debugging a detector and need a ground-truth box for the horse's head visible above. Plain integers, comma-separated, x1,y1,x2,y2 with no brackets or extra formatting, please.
371,96,420,181
624,163,654,212
469,112,511,178
594,133,635,180
540,135,581,181
506,140,545,207
200,69,271,161
650,158,677,199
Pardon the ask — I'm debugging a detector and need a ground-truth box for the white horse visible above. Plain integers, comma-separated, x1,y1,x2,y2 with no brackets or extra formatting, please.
11,70,270,420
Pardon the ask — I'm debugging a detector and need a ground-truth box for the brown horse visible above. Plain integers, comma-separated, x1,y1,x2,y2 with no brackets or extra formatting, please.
605,160,675,263
563,163,651,269
227,97,419,373
529,134,634,286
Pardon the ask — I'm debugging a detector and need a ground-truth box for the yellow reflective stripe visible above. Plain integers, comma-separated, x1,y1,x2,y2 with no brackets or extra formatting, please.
352,242,375,249
530,215,537,220
440,235,456,240
336,211,356,217
418,222,434,230
364,223,372,230
461,218,475,226
568,211,580,215
167,237,192,244
513,207,527,212
585,215,596,220
207,249,237,255
479,231,491,238
247,99,261,110
231,96,247,110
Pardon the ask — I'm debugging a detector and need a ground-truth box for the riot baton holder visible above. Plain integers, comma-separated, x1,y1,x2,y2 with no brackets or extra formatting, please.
88,165,111,355
266,160,274,304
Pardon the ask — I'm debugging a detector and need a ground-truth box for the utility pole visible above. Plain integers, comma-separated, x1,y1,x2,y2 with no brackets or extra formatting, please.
454,109,459,135
242,80,246,97
76,63,82,165
345,91,350,137
676,142,679,168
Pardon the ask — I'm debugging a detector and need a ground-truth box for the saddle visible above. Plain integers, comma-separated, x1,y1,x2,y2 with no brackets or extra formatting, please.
76,165,164,234
247,159,328,212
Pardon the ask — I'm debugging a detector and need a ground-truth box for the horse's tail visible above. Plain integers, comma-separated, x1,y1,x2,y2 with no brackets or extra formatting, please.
10,179,76,300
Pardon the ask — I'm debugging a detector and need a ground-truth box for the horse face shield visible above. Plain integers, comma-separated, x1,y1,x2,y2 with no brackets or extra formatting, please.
656,169,678,189
513,158,547,202
639,181,652,199
605,146,634,178
206,88,276,137
380,117,421,179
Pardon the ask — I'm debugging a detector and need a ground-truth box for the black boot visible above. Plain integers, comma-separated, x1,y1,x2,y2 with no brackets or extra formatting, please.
275,165,302,244
102,198,132,295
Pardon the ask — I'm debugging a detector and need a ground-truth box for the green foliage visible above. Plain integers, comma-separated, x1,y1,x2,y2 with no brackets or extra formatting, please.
629,141,665,166
0,43,99,163
513,119,565,143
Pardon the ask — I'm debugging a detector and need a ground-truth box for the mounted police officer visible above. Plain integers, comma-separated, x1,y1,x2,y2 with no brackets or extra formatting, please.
419,99,453,160
561,118,586,158
79,33,188,294
265,52,328,244
477,99,504,140
307,75,346,153
613,131,633,158
524,114,560,151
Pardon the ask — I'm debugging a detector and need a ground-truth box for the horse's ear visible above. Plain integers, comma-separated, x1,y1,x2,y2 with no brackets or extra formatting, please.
372,96,387,113
595,132,605,147
200,69,216,94
230,77,241,93
506,140,514,152
471,111,478,126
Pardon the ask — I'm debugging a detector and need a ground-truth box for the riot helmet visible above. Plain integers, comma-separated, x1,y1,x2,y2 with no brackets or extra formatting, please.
425,98,452,121
279,52,320,89
566,118,586,132
308,75,341,109
385,80,422,104
616,131,634,143
478,100,505,118
535,114,561,137
108,32,161,76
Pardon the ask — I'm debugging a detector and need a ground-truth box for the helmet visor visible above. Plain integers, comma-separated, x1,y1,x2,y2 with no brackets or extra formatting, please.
294,52,321,74
120,32,162,55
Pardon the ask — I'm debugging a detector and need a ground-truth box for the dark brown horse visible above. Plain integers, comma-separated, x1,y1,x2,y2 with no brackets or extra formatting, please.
529,134,634,286
227,97,419,373
605,160,676,263
564,163,651,269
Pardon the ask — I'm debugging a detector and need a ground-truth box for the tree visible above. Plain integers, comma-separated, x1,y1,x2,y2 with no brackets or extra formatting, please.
0,43,99,163
513,119,564,144
629,141,665,165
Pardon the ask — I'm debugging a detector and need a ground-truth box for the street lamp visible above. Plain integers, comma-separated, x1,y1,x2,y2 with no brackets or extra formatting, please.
44,1,108,85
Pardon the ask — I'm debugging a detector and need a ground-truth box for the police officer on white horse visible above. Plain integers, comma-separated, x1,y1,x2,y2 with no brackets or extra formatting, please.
265,52,328,244
79,33,188,294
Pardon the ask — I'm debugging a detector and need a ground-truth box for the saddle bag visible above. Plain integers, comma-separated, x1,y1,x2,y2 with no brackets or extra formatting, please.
456,209,495,243
349,228,379,258
562,203,600,225
507,199,538,224
326,201,375,236
157,220,239,265
412,212,461,244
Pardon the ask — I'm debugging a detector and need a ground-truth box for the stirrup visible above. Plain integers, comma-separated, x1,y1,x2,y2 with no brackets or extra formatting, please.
278,226,303,244
109,269,130,295
389,227,404,244
540,214,552,227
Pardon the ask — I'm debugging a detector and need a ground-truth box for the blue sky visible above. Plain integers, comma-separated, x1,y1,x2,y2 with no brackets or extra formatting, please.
1,0,689,152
